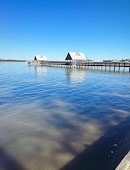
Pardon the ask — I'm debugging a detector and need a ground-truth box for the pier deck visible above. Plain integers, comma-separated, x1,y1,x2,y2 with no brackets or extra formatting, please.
116,151,130,170
28,61,130,72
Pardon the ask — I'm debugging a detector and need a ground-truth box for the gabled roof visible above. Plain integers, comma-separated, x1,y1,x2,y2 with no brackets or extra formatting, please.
65,52,87,60
34,55,47,61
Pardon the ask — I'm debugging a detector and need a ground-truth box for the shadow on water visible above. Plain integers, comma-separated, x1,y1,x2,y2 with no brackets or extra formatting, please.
0,147,25,170
61,117,130,170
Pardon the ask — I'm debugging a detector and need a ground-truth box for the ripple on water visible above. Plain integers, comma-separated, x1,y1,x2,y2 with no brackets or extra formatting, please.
0,62,130,170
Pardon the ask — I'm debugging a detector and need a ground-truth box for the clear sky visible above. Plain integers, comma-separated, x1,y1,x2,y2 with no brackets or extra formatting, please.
0,0,130,61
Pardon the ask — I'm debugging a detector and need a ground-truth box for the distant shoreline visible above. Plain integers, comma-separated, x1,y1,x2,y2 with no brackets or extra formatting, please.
0,59,26,62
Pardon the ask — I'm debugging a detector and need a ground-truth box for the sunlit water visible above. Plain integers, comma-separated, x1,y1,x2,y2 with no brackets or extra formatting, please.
0,62,130,170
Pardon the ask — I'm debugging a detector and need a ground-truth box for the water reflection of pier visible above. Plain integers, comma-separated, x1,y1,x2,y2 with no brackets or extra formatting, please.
34,66,48,76
66,68,86,84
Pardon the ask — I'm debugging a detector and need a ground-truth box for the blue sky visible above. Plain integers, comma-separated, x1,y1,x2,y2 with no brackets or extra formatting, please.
0,0,130,61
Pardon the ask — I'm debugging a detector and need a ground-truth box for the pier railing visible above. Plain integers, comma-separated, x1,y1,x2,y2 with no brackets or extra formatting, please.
28,60,130,72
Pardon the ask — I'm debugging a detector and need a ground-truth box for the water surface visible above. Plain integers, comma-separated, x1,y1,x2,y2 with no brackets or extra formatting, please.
0,62,130,170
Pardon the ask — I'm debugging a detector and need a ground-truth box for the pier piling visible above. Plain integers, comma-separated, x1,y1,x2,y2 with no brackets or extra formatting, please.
28,61,130,73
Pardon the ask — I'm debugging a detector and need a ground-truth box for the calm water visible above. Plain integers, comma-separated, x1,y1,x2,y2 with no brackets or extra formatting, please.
0,62,130,170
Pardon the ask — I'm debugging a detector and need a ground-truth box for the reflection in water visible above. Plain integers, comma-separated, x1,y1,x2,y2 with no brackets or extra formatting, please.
0,63,130,170
0,100,104,170
66,68,86,85
93,92,130,99
0,99,129,170
34,66,48,76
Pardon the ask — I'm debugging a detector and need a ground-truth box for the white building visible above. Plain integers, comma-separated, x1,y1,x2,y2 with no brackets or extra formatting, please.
65,52,87,62
34,55,48,61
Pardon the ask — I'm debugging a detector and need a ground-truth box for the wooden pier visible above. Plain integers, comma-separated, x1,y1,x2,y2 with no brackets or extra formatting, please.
116,151,130,170
28,60,130,72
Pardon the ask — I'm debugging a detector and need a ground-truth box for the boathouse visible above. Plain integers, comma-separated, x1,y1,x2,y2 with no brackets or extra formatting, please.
65,52,87,62
34,55,48,61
